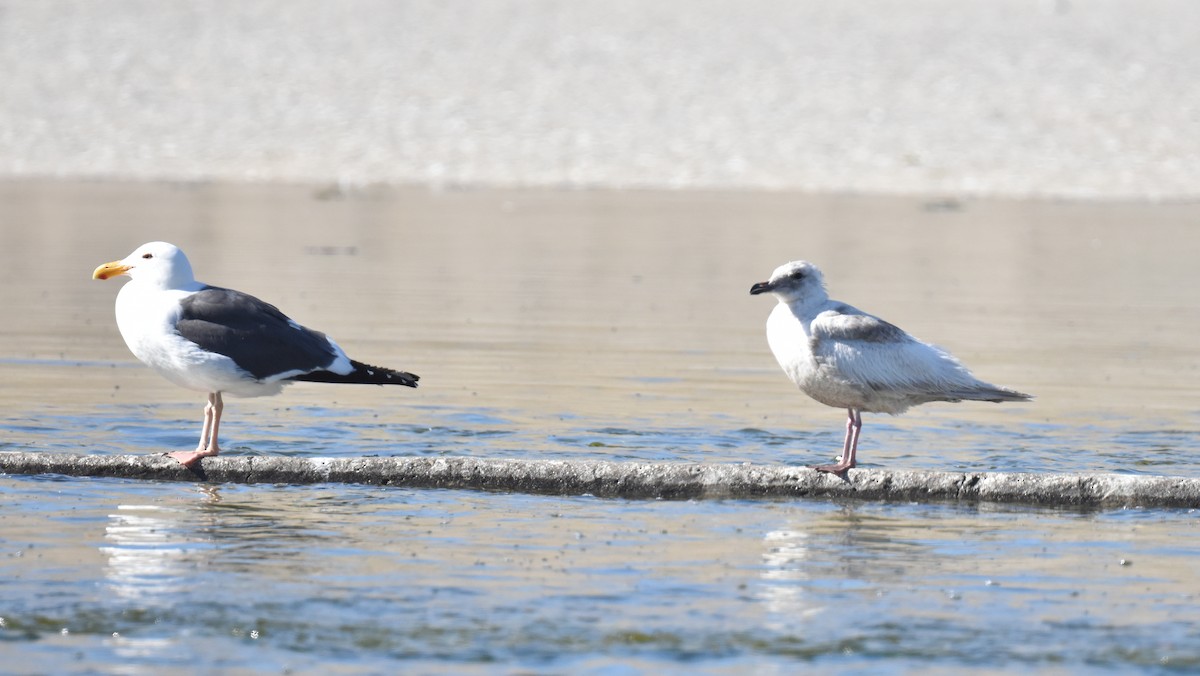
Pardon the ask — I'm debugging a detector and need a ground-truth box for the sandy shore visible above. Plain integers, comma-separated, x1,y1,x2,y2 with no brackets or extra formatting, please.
2,1,1198,199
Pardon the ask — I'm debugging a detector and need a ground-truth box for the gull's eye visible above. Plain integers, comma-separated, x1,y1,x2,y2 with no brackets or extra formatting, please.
790,269,805,279
142,253,153,259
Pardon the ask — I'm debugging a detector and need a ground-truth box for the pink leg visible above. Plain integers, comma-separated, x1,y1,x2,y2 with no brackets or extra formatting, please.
167,392,224,468
813,408,862,475
195,397,214,451
207,392,224,454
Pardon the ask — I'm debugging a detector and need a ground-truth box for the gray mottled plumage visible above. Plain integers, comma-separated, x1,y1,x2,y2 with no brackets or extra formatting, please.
751,260,1031,473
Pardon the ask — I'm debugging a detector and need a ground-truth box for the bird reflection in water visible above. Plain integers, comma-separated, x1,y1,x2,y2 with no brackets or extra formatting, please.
757,506,926,638
100,485,223,660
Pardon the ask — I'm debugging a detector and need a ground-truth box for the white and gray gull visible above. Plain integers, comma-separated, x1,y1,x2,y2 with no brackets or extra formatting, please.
93,241,419,468
750,260,1031,474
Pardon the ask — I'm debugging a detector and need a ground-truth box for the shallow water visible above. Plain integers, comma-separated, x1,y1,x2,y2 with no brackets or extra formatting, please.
3,478,1198,674
1,180,1199,672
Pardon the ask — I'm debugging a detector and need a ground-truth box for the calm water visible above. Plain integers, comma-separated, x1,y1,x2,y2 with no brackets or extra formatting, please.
2,477,1198,674
1,180,1199,672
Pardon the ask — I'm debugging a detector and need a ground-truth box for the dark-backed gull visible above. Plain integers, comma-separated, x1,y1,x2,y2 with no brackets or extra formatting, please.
93,241,419,467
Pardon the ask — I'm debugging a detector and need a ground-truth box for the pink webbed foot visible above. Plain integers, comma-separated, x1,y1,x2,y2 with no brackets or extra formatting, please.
811,460,855,475
166,448,218,468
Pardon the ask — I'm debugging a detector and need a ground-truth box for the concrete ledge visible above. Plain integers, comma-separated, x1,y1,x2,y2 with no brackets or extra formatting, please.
2,452,1198,509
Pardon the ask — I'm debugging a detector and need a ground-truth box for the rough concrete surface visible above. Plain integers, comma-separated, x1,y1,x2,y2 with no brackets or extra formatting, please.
2,452,1197,509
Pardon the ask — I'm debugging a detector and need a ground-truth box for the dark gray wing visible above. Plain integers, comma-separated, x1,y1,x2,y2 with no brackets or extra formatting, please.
810,304,912,344
175,286,340,380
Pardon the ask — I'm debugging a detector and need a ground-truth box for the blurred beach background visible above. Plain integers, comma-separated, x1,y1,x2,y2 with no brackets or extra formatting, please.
3,0,1199,199
2,2,1199,673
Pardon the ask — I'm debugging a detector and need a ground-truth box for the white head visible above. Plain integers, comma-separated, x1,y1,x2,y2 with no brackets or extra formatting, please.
92,241,198,290
749,260,828,305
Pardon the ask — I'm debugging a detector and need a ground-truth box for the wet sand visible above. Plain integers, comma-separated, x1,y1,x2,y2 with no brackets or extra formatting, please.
3,179,1199,435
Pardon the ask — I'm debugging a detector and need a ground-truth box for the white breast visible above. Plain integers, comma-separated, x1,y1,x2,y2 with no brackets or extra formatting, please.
114,283,285,397
765,302,812,385
765,301,871,410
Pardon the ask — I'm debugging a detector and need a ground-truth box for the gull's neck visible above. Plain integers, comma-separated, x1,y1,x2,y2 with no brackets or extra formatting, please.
777,292,831,321
132,274,205,294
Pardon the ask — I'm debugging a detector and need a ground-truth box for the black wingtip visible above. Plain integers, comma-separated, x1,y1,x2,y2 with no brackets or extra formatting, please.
290,360,420,387
356,360,420,387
